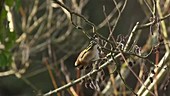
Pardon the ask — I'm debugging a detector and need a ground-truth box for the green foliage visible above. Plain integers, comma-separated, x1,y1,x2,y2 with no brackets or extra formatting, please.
5,0,14,7
15,0,21,11
0,0,18,67
0,50,12,66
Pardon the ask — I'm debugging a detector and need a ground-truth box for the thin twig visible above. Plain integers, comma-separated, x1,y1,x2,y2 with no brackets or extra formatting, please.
54,0,95,39
137,51,169,95
113,58,138,95
43,58,60,96
43,57,114,96
124,22,139,51
60,60,78,96
137,13,170,30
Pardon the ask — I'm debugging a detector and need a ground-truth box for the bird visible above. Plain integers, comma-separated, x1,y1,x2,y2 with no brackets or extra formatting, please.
75,41,100,70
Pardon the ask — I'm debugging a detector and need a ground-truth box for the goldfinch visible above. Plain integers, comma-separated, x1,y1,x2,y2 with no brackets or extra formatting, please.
75,41,100,69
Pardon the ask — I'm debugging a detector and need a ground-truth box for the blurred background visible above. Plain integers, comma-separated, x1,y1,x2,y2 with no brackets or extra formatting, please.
0,0,170,96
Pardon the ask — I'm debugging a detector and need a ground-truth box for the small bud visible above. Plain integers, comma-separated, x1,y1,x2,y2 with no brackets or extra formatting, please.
151,69,155,74
128,61,133,67
133,61,136,64
149,77,153,83
158,35,163,42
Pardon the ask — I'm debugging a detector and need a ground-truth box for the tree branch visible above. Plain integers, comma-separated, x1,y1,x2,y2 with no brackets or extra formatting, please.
43,54,119,96
137,13,170,30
